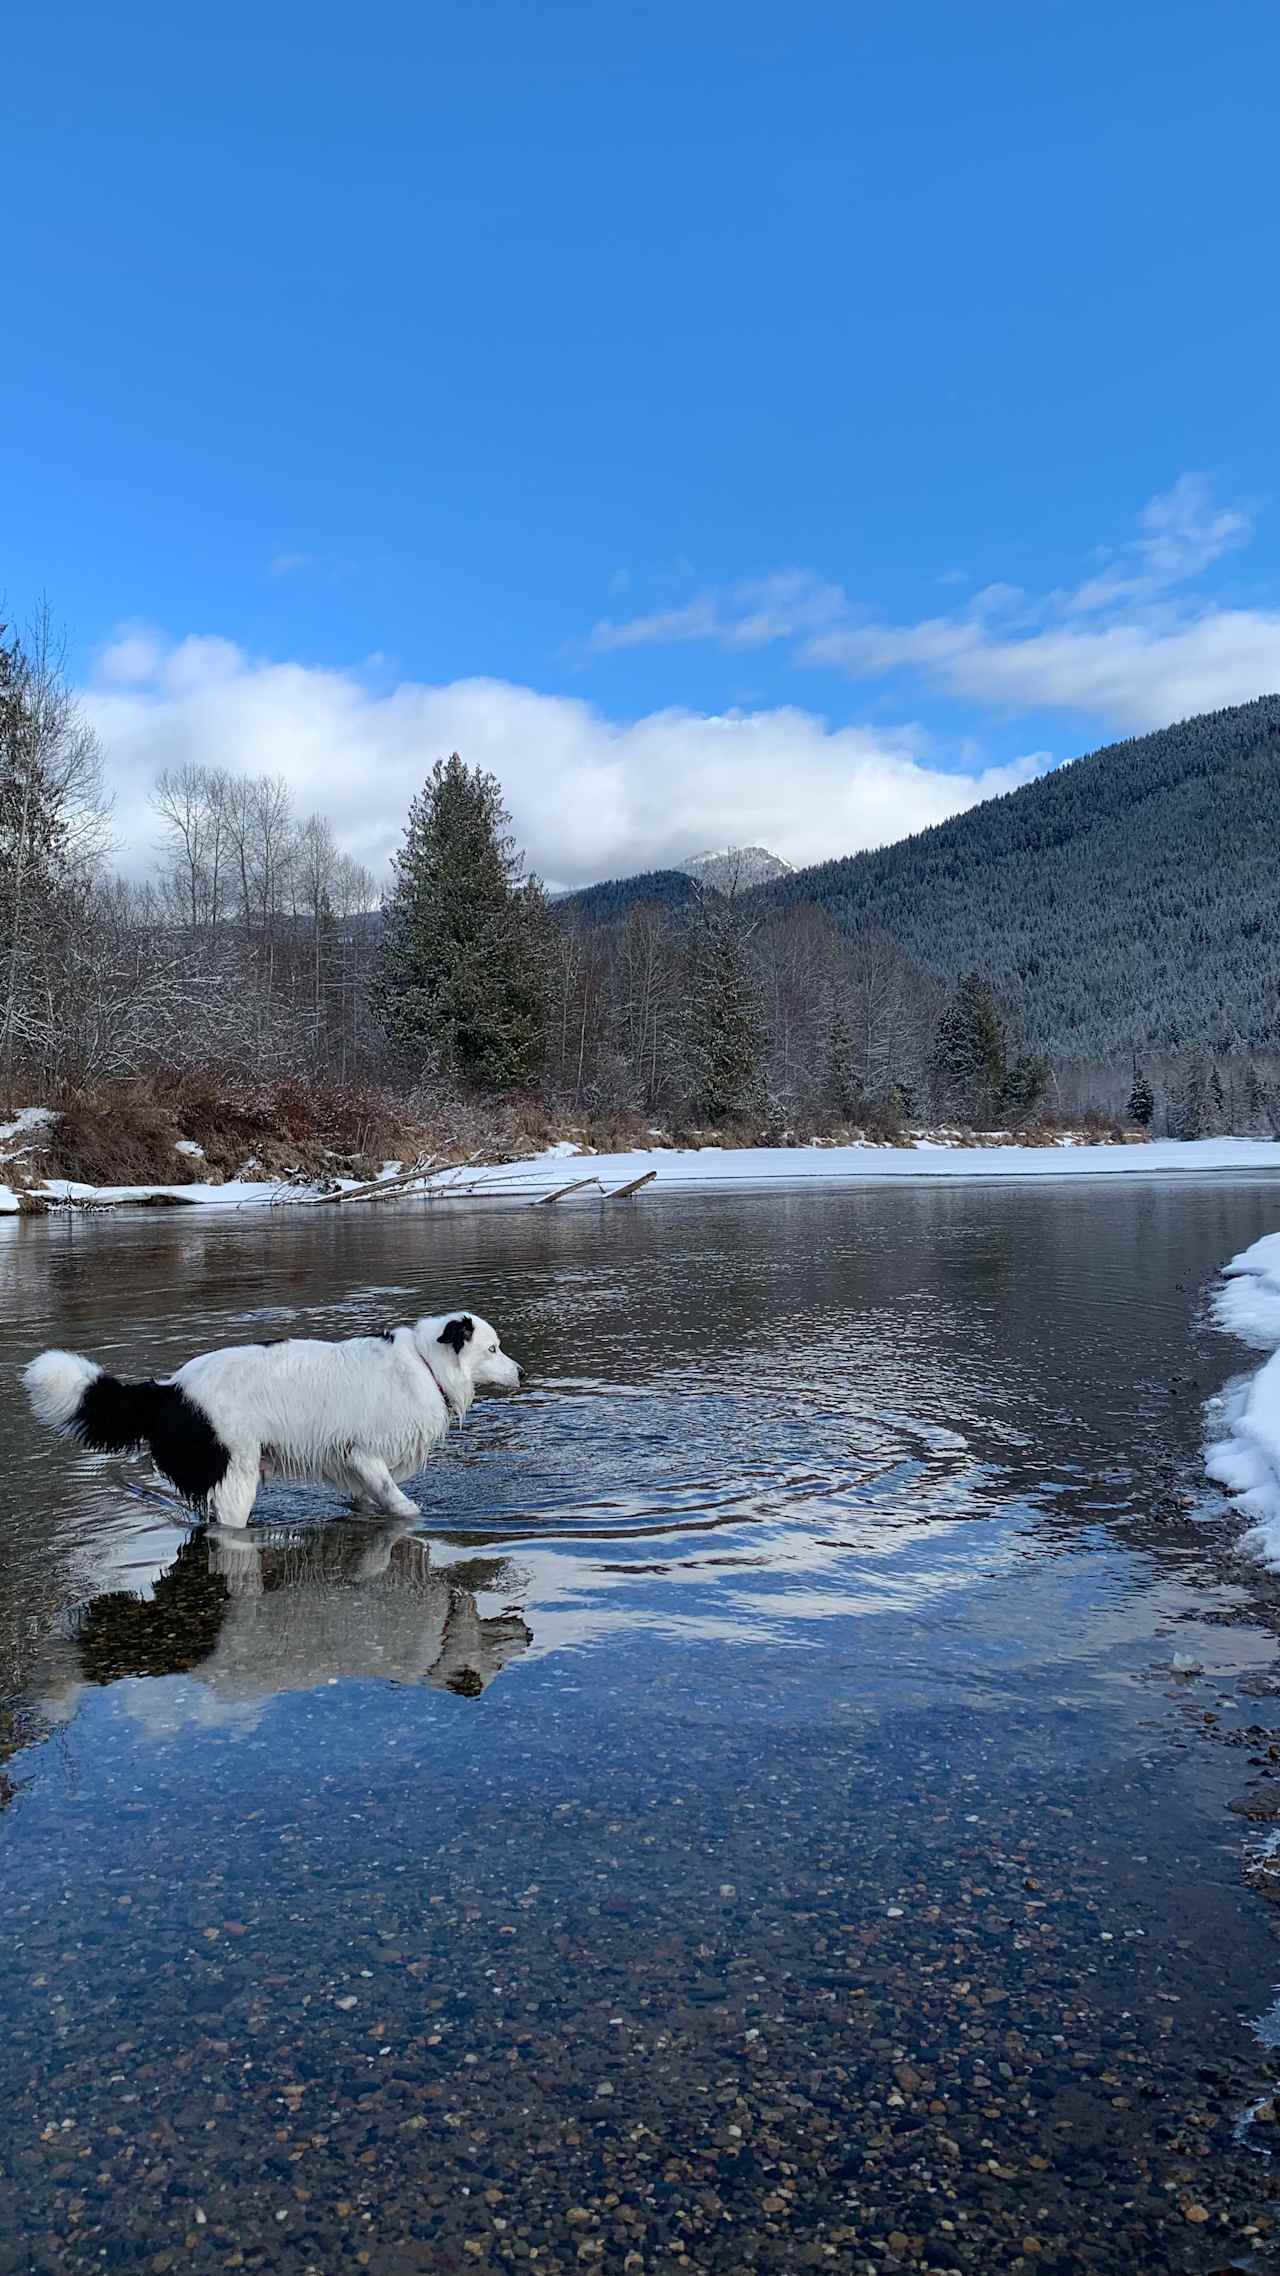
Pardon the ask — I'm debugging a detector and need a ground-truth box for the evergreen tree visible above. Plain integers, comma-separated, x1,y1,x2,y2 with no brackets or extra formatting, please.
1245,1064,1272,1134
928,972,1007,1125
1171,1056,1214,1139
1001,1051,1051,1121
372,754,548,1092
681,894,765,1124
1127,1063,1155,1129
824,991,861,1118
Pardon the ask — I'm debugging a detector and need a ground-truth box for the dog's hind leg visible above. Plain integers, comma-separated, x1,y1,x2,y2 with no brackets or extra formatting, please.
207,1448,261,1530
347,1450,419,1519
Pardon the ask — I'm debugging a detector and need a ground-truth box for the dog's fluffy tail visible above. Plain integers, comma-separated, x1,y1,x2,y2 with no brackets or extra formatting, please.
23,1349,104,1432
24,1350,165,1457
23,1348,232,1507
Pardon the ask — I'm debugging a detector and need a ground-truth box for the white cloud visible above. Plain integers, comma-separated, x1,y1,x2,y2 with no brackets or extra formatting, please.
96,625,168,686
84,632,1044,889
589,477,1280,729
803,605,1280,727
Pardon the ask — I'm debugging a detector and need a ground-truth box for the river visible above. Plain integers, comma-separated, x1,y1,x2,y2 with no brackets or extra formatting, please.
2,1177,1280,2271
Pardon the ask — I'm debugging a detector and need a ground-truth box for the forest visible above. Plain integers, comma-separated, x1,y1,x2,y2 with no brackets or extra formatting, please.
2,609,1276,1152
739,694,1280,1062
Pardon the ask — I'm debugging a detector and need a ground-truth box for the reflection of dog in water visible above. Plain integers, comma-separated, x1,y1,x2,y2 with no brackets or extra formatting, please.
39,1521,531,1718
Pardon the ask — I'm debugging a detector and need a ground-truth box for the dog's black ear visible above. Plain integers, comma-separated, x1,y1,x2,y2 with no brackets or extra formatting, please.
438,1315,475,1357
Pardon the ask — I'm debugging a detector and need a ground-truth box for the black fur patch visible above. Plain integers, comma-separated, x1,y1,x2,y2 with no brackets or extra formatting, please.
76,1376,231,1507
438,1315,474,1356
75,1536,229,1683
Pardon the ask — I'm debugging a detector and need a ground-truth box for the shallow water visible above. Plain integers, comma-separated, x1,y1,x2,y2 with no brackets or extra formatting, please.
4,1179,1280,2272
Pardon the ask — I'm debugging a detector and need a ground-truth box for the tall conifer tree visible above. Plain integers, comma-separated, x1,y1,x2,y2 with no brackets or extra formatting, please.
373,754,548,1091
681,892,765,1124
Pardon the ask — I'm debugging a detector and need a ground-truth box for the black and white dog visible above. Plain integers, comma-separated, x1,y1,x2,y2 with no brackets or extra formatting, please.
23,1312,521,1528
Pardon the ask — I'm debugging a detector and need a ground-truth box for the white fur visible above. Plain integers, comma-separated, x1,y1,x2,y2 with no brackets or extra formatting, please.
26,1311,521,1529
23,1349,103,1429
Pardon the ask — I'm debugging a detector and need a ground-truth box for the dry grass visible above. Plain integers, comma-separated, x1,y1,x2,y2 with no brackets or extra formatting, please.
2,1071,435,1191
38,1096,184,1186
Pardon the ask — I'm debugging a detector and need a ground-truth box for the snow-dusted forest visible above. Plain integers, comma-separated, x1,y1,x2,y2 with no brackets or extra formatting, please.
3,611,1277,1143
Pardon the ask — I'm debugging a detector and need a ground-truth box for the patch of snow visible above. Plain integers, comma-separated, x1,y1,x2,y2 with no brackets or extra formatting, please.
543,1140,581,1160
0,1185,18,1214
0,1105,56,1151
173,1138,206,1159
1206,1232,1280,1564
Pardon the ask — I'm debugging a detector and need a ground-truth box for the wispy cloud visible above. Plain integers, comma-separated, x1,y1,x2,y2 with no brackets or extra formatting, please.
1060,473,1252,615
588,478,1280,729
588,571,848,656
802,606,1280,727
589,593,725,652
269,550,316,578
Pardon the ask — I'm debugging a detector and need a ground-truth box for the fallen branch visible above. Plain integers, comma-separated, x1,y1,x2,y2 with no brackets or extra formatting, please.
534,1175,602,1206
312,1155,466,1203
607,1169,658,1198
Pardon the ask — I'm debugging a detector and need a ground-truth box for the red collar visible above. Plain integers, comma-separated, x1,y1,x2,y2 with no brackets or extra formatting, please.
412,1343,458,1418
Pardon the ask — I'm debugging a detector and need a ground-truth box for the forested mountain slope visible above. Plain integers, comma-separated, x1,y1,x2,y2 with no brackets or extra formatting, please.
566,697,1280,1061
558,867,699,922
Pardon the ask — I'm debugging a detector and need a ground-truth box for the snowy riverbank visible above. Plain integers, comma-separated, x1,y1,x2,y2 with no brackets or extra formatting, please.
1206,1230,1280,1565
6,1134,1280,1214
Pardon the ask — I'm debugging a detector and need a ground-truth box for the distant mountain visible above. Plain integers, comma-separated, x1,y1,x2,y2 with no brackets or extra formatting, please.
556,867,700,923
745,694,1280,1059
557,845,791,922
560,696,1280,1061
679,845,793,892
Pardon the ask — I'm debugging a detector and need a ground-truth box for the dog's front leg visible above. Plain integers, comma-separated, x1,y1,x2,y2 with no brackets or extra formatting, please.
347,1449,419,1519
208,1449,261,1530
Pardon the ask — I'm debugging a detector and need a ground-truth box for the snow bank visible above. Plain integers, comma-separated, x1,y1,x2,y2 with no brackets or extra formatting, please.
5,1134,1280,1216
1206,1232,1280,1564
38,1177,305,1210
406,1136,1280,1200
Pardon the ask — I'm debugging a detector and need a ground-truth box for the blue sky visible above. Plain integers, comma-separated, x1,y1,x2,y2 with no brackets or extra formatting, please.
6,0,1280,885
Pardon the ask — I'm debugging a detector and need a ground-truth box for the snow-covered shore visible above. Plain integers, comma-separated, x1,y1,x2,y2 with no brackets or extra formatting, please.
1206,1231,1280,1566
5,1134,1280,1215
409,1136,1280,1198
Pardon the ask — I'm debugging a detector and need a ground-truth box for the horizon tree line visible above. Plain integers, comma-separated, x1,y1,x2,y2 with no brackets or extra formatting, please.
1,606,1275,1136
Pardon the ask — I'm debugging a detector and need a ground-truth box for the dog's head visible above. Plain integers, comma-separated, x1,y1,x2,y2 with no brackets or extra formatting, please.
413,1311,522,1412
